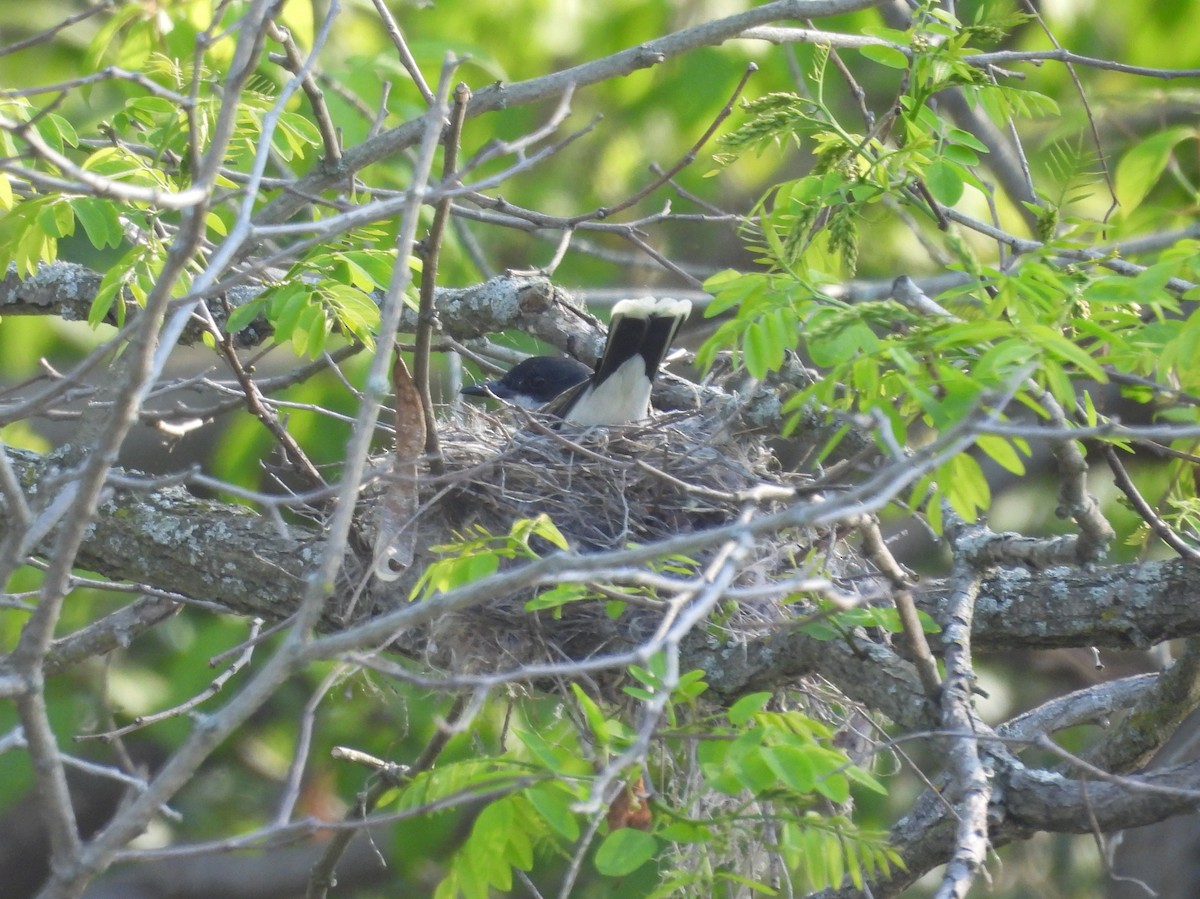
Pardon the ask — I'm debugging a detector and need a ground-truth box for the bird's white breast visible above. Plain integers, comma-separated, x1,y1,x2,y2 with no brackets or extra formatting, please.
564,355,653,426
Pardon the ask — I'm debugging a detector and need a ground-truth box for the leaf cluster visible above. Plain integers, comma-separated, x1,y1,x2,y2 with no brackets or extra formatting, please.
697,4,1200,529
387,674,899,898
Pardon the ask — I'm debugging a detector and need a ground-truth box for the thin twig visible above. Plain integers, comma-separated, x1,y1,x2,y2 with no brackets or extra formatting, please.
1099,444,1200,563
370,0,435,104
275,664,350,825
1039,389,1114,564
0,1,115,58
414,79,469,471
305,695,468,899
210,305,328,491
565,62,758,225
79,620,265,742
267,22,342,164
861,518,942,696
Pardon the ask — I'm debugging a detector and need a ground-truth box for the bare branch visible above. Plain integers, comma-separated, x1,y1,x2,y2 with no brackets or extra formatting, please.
861,517,942,695
414,78,470,465
252,0,885,227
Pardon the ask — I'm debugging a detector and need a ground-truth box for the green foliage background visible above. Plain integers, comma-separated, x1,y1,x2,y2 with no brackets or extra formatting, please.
2,0,1200,896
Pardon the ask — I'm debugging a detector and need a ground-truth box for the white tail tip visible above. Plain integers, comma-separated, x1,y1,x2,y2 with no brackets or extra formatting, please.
611,297,693,320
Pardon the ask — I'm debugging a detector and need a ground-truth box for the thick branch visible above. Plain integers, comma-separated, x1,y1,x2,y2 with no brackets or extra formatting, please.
0,447,315,625
919,560,1200,651
0,263,590,352
5,444,1200,675
0,263,774,439
823,758,1200,899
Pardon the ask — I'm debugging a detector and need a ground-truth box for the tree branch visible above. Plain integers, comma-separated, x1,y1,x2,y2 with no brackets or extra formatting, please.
251,0,885,227
828,757,1200,899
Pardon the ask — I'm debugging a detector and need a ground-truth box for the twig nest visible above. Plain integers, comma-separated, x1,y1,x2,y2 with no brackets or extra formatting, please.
364,401,860,676
443,405,787,548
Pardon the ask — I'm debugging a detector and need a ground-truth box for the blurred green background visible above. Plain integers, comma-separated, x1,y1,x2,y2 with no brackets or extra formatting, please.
2,1,1199,895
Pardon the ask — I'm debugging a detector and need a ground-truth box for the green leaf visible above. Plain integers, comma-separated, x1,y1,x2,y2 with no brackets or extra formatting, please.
947,128,989,153
513,723,570,769
292,303,322,357
36,200,75,239
206,210,228,237
411,541,501,600
702,269,758,316
729,744,783,794
676,668,708,700
815,770,850,804
859,43,909,69
269,283,310,342
846,837,865,889
825,826,846,887
976,435,1026,475
471,799,514,873
802,826,830,889
524,583,590,612
844,764,888,795
89,270,124,328
974,338,1037,381
763,744,817,793
343,250,397,288
716,870,779,894
925,159,964,206
728,692,772,726
939,453,990,521
528,513,569,550
89,246,148,328
433,869,459,899
942,143,980,166
765,307,796,361
225,299,266,335
462,551,499,584
658,821,713,843
594,828,657,876
571,684,609,748
70,198,122,249
1028,324,1106,382
798,619,841,641
624,684,655,702
807,320,879,367
527,783,580,841
1115,126,1194,213
1041,360,1075,407
334,254,381,292
323,284,379,349
627,663,658,690
36,112,78,153
274,111,322,160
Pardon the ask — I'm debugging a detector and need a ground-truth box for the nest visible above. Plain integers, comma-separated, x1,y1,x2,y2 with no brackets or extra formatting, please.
363,397,871,679
442,404,786,549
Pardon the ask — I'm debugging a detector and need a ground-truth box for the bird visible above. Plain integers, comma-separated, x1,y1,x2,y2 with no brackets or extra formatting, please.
461,297,692,426
461,354,592,410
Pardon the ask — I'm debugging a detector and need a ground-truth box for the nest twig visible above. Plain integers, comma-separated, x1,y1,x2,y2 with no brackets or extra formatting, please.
357,398,869,677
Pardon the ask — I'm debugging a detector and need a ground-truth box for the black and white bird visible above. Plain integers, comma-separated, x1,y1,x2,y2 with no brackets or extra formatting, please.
461,297,692,426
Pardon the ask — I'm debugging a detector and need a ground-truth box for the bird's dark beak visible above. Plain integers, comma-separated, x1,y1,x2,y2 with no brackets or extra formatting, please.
461,379,512,400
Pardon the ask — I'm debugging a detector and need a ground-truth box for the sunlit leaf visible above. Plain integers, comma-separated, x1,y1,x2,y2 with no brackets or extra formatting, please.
925,158,964,205
859,43,909,69
595,828,657,876
1115,126,1194,213
728,692,772,726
